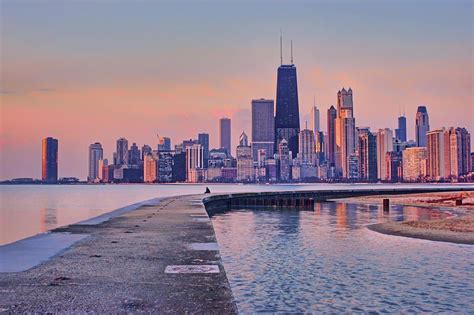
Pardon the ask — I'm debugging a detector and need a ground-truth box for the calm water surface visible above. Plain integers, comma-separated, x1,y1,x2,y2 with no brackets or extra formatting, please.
211,203,474,313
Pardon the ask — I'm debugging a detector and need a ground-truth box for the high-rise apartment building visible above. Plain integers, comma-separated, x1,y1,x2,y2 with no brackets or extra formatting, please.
143,153,158,183
42,137,58,182
427,129,446,180
402,147,427,181
334,88,356,178
236,132,254,182
358,131,377,182
198,133,210,167
186,144,205,183
128,143,140,167
157,137,171,152
298,128,315,165
327,106,337,167
415,106,430,147
311,105,320,134
97,158,108,181
219,118,231,156
88,142,103,182
376,128,394,181
252,99,275,161
115,138,128,166
278,139,290,181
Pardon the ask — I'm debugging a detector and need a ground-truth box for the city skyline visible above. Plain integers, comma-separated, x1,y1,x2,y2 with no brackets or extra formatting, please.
1,1,473,180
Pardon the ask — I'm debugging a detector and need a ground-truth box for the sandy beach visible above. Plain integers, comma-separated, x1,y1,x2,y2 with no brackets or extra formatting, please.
342,191,474,245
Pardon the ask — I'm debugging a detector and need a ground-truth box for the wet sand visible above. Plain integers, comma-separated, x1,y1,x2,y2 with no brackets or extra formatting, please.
343,191,474,245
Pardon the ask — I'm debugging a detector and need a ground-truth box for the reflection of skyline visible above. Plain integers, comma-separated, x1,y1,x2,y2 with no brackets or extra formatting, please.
40,207,57,232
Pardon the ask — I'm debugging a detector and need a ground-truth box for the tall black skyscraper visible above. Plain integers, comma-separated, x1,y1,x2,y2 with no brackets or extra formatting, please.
395,115,407,142
42,137,58,182
327,105,337,166
275,39,300,155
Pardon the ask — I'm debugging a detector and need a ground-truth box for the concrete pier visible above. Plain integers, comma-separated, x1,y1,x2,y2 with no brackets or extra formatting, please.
0,195,237,314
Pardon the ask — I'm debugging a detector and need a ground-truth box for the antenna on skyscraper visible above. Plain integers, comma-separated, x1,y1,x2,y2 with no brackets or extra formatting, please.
280,29,283,65
291,40,293,64
313,95,316,108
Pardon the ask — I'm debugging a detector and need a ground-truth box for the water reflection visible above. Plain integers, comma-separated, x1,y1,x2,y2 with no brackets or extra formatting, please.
212,202,474,313
40,207,57,232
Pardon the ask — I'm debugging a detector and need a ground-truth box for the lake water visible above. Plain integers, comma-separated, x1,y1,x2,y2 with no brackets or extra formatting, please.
0,183,471,246
211,203,474,313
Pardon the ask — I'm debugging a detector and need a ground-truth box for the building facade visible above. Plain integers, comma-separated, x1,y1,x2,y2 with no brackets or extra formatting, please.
298,128,315,165
327,105,337,167
275,64,300,155
88,142,103,182
236,132,254,182
334,88,356,178
358,131,377,182
251,98,275,161
396,115,407,142
186,144,204,183
376,128,394,181
115,137,128,166
219,118,231,156
402,147,427,181
42,137,58,182
415,106,430,147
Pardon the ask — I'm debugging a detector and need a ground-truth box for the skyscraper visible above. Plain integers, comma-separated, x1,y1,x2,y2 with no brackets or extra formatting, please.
327,106,337,167
219,118,231,156
251,99,275,161
298,128,315,165
426,129,445,180
115,137,128,166
415,106,430,147
144,153,158,183
128,143,140,166
278,139,290,181
310,105,320,134
403,147,427,181
198,133,210,167
358,131,377,182
42,137,58,182
186,144,205,182
376,128,394,181
275,45,300,155
335,88,356,177
88,142,103,182
396,115,407,142
236,132,254,182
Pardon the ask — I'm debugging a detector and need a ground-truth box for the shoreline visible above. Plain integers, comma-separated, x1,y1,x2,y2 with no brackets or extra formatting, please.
343,191,474,245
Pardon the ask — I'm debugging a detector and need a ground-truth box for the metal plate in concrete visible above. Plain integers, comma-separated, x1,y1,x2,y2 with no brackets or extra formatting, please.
164,265,220,274
188,243,219,251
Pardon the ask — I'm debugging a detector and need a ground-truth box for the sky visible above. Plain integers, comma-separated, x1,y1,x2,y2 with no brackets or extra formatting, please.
1,0,473,180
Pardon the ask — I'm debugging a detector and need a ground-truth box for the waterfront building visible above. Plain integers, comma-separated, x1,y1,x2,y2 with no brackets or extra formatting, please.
415,106,430,147
88,142,103,182
128,143,140,167
376,128,394,181
103,165,115,183
300,164,317,180
221,167,237,182
335,88,356,178
317,163,328,180
315,131,325,165
402,147,427,182
157,151,174,182
274,46,300,155
141,145,152,161
219,118,231,156
298,127,316,165
251,99,275,161
358,131,377,182
327,105,337,167
42,137,58,182
186,144,204,183
426,129,446,180
157,137,171,152
348,153,359,180
115,137,128,166
446,127,471,179
144,153,158,183
97,158,108,181
385,151,402,182
292,165,301,181
471,152,474,173
236,132,254,182
396,115,407,142
278,139,291,181
197,133,210,167
172,152,186,182
266,158,278,182
311,105,320,134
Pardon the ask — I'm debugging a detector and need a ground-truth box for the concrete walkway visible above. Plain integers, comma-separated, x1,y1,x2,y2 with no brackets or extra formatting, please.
0,195,237,314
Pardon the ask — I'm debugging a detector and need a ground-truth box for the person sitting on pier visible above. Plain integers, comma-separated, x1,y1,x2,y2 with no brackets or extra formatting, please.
205,187,211,194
